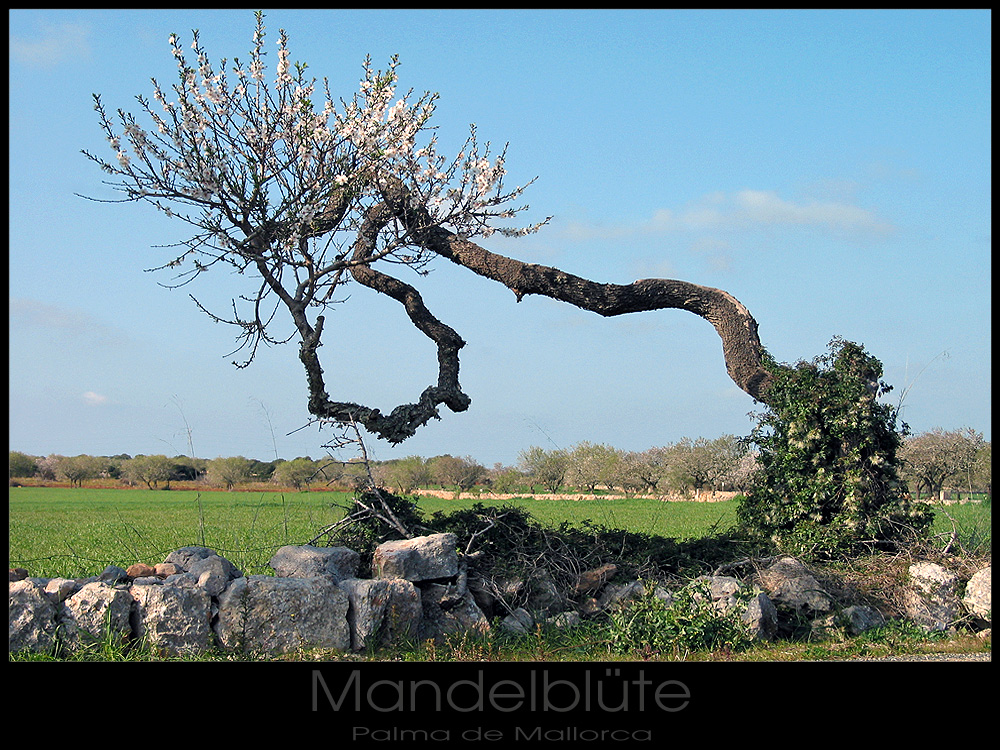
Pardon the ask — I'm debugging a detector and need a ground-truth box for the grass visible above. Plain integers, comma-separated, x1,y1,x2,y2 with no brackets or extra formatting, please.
8,486,348,578
416,492,737,540
8,486,991,663
8,486,739,579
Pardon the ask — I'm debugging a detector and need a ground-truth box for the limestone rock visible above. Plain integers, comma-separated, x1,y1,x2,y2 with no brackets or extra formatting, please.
340,578,390,652
164,546,243,579
59,581,133,650
688,575,778,641
758,557,833,615
526,568,568,615
742,591,779,641
44,578,80,603
573,563,619,595
839,604,886,635
9,579,59,653
963,567,991,622
419,582,490,642
130,582,214,656
338,577,423,652
381,579,423,646
500,607,535,635
904,562,960,632
215,575,350,654
813,604,886,639
187,554,240,597
269,544,359,583
545,610,582,629
693,575,743,612
372,534,458,582
596,580,646,611
98,565,130,585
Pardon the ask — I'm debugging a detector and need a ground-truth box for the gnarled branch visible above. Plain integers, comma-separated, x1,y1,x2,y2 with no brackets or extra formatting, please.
296,194,472,444
384,181,777,403
296,180,777,443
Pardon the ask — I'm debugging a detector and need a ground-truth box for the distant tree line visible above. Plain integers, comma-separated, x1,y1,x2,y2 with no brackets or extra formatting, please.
7,427,991,500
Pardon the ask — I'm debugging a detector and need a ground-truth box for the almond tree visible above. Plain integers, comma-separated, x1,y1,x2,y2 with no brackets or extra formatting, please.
899,427,985,501
517,446,569,494
667,435,747,497
84,12,777,450
122,454,174,489
206,455,253,490
56,455,108,487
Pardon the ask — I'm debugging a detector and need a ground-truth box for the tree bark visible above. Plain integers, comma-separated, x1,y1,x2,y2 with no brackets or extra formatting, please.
411,224,775,402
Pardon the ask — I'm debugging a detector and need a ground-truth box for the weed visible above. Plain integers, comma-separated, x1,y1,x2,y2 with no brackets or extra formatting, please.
605,580,756,656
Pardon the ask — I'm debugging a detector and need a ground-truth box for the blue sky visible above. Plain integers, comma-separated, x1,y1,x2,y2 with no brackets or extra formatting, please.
8,9,991,467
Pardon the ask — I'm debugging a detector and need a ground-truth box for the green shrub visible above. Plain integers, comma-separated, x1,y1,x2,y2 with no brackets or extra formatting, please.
737,338,934,558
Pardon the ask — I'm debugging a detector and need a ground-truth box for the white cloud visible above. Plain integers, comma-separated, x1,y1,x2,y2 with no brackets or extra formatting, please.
726,190,894,235
9,298,129,347
562,188,895,242
82,391,108,406
9,21,91,69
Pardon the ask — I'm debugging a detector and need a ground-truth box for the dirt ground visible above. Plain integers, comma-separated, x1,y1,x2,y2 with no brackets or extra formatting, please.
413,489,740,502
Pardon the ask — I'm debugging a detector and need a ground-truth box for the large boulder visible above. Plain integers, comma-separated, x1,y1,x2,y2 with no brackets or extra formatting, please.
419,582,490,643
9,579,59,654
59,581,133,651
269,545,360,583
130,580,214,656
904,562,961,632
215,575,350,654
904,562,960,631
963,567,991,623
758,557,833,616
339,577,424,652
372,533,459,582
381,579,423,646
339,578,390,651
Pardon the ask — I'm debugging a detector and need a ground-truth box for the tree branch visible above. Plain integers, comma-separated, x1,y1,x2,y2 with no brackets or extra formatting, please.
384,182,777,403
296,197,472,443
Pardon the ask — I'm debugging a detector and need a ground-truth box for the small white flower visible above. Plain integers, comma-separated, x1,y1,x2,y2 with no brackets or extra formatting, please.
334,174,349,186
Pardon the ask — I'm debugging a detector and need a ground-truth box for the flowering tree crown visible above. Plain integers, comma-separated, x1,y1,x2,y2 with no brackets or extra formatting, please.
85,11,545,366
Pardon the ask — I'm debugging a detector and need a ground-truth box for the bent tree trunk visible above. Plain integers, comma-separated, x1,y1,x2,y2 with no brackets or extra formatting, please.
299,182,777,444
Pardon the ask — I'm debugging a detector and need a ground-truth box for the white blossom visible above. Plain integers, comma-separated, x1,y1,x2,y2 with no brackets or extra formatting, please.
85,10,547,329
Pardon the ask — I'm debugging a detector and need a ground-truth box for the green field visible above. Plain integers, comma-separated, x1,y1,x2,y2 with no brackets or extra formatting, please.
8,486,988,580
8,487,348,579
9,487,738,579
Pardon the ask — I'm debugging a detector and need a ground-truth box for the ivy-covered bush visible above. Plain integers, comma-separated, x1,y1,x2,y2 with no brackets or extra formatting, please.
737,337,934,558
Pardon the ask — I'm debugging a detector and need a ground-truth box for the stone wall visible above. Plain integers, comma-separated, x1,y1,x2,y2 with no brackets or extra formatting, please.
8,533,992,657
